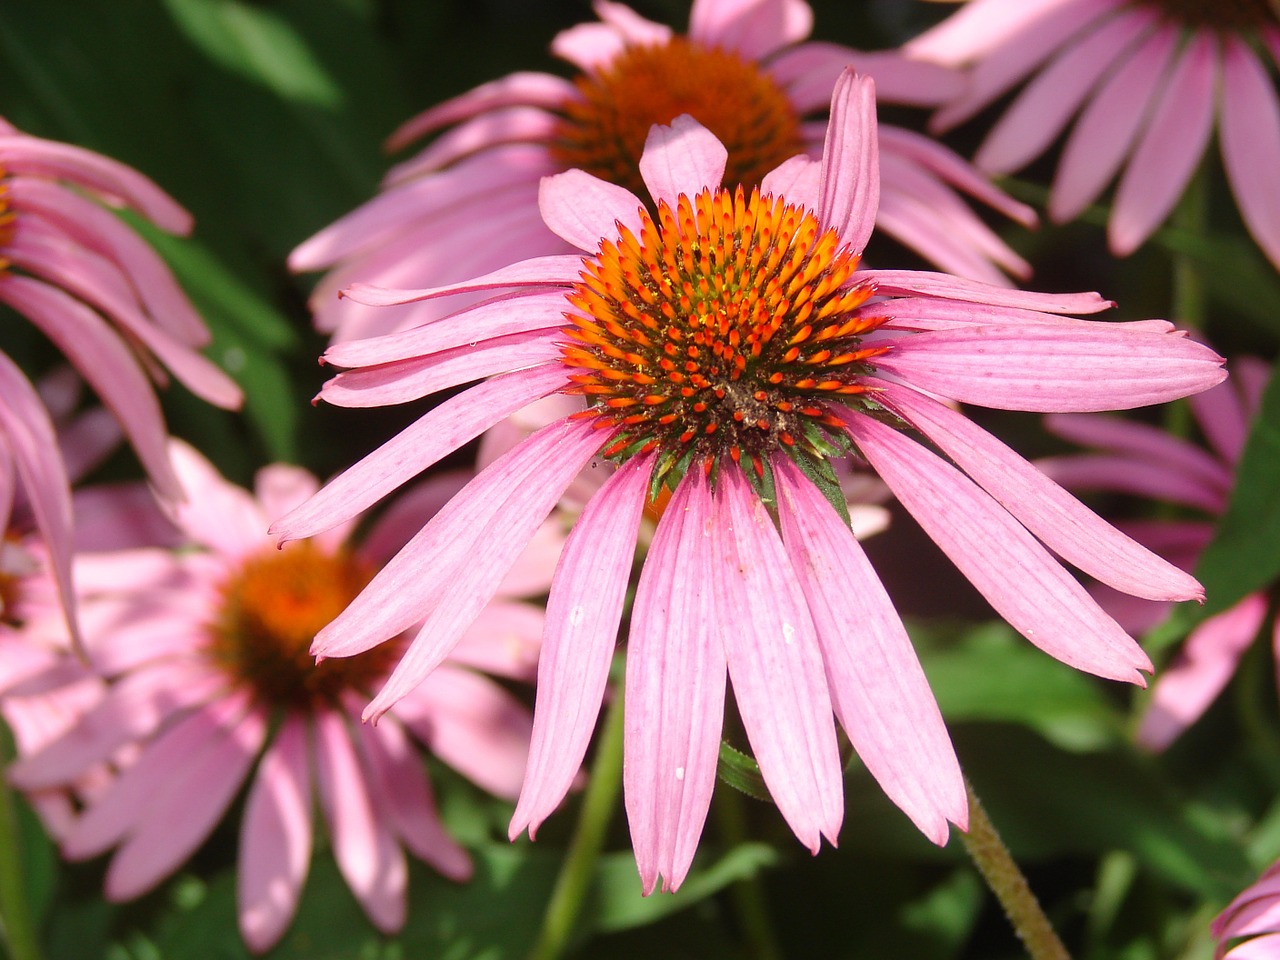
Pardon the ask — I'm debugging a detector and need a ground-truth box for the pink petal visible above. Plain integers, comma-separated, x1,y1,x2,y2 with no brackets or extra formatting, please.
759,155,821,210
769,44,965,112
1224,932,1280,959
1044,412,1231,492
273,366,567,542
449,601,544,681
166,440,268,558
873,324,1226,412
1219,37,1280,271
238,714,313,953
905,0,1082,66
351,706,472,881
975,8,1156,174
340,254,581,307
1188,364,1261,467
639,115,728,208
773,455,965,843
105,701,267,900
624,468,727,894
861,270,1114,314
1035,452,1228,514
818,70,879,251
313,709,406,933
878,383,1205,602
688,0,813,60
538,168,647,253
358,471,471,564
1049,23,1178,223
861,296,1164,333
384,106,560,185
1110,33,1217,255
839,409,1153,684
1136,593,1268,751
714,464,843,852
511,454,652,840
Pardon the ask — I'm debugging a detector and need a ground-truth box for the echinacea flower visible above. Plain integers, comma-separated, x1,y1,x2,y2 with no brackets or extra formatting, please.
274,71,1225,893
6,442,560,953
290,0,1037,344
1039,355,1272,751
0,117,242,643
906,0,1280,268
1214,858,1280,958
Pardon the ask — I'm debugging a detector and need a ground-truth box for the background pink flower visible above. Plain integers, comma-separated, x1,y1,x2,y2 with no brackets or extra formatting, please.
4,442,562,953
291,0,1036,344
906,0,1280,267
1040,355,1273,751
275,72,1224,894
1215,858,1280,958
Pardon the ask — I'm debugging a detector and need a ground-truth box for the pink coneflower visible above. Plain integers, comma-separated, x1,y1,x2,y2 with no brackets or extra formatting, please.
1039,355,1272,751
0,118,241,644
906,0,1280,268
6,442,560,953
1214,859,1280,958
274,72,1225,893
290,0,1037,344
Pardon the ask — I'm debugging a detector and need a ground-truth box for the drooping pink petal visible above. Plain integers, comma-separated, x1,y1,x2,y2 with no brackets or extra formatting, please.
872,324,1226,411
818,70,879,252
339,254,580,307
1224,932,1280,959
1136,593,1268,752
977,8,1155,174
714,464,842,852
552,10,670,73
878,383,1205,602
511,454,652,840
238,714,313,954
839,409,1153,684
625,468,727,894
105,703,267,901
351,704,472,881
538,169,647,253
769,44,965,112
861,270,1113,314
384,107,561,184
639,115,728,208
859,296,1165,332
165,440,271,558
1044,412,1232,492
1049,23,1178,223
1110,32,1217,255
273,365,567,542
1188,361,1264,467
904,0,1083,66
1035,452,1228,514
689,0,813,61
772,455,965,843
358,471,470,564
1219,37,1280,271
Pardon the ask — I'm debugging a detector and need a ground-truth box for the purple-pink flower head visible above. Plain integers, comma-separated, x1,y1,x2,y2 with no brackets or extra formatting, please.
907,0,1280,269
1214,858,1280,958
7,442,557,953
291,0,1037,344
275,71,1226,894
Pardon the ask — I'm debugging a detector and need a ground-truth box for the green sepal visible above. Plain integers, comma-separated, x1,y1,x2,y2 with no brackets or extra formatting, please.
716,741,774,804
789,449,852,527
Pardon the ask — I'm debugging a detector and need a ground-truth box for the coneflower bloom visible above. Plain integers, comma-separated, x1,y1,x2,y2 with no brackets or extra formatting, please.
290,0,1037,344
906,0,1280,268
1214,859,1280,959
0,118,241,644
1039,356,1272,751
274,72,1225,893
6,443,560,953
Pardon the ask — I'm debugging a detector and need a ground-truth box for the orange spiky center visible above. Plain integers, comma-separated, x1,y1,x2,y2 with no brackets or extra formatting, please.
1141,0,1277,28
0,163,14,273
551,38,804,199
561,185,887,488
208,543,396,709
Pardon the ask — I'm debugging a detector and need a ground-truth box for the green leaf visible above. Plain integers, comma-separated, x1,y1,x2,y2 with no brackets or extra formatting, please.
161,0,343,106
716,742,772,803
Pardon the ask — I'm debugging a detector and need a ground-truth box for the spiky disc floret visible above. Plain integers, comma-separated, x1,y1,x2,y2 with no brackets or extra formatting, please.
561,185,889,489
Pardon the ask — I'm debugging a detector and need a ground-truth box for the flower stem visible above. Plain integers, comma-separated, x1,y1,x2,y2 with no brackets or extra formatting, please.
0,731,42,960
1171,164,1208,330
960,776,1071,960
527,669,626,960
713,785,783,960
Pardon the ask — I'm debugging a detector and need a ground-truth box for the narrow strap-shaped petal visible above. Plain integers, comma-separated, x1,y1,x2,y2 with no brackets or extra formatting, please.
166,439,270,559
355,419,606,721
1036,452,1227,514
839,409,1153,683
714,464,843,852
1110,32,1217,255
1136,593,1267,752
759,155,820,211
1219,37,1280,271
384,106,560,185
0,354,79,651
104,698,266,900
689,0,812,60
878,383,1204,601
340,254,581,307
552,11,670,72
313,709,406,933
625,468,727,894
639,115,728,208
1188,364,1262,467
818,70,879,252
238,713,312,953
768,43,964,112
904,0,1081,65
860,296,1167,332
773,455,965,843
274,366,567,542
860,270,1113,313
872,324,1226,411
539,169,647,252
511,454,652,840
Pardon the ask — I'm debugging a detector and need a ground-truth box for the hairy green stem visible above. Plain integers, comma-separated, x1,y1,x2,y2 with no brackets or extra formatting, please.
713,784,783,960
527,673,626,960
0,731,42,960
960,777,1071,960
